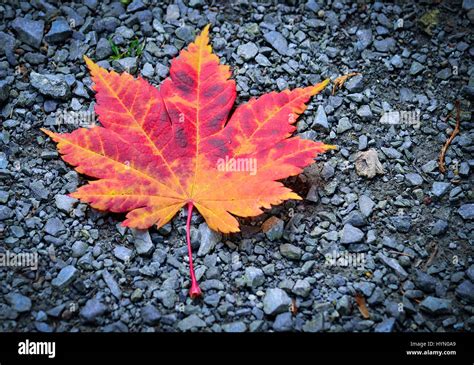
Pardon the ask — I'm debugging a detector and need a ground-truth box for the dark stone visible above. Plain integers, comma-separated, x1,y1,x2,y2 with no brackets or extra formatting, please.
11,18,44,48
44,18,72,43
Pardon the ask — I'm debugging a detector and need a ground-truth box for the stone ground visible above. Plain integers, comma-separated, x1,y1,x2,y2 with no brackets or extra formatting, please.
0,0,473,333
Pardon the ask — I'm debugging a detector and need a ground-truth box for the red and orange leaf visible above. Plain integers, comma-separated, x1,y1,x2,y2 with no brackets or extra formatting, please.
42,25,335,297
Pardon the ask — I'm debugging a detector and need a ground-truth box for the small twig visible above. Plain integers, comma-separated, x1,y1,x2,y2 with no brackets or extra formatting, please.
422,244,438,271
290,298,298,315
332,72,361,95
441,4,458,12
439,100,461,174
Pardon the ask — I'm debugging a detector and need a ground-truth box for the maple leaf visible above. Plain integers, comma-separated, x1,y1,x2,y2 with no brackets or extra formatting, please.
42,25,335,298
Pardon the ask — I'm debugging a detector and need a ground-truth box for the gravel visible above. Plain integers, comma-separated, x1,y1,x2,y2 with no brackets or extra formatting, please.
177,314,206,331
302,314,325,332
381,147,402,159
44,217,65,236
102,270,122,300
391,216,412,233
175,26,195,43
96,38,113,59
6,293,32,313
359,195,375,217
113,57,138,73
51,265,78,288
261,216,284,241
71,241,88,257
336,117,353,134
355,28,372,51
432,182,451,198
263,288,291,315
132,228,154,256
80,298,107,323
237,42,259,61
340,224,364,244
44,18,72,44
292,278,312,298
30,72,71,100
373,38,396,52
273,312,293,331
455,280,474,303
458,204,474,220
377,253,408,279
344,74,364,92
414,270,438,293
405,173,423,186
55,194,77,212
432,220,448,236
263,31,288,55
313,105,329,130
375,318,396,332
279,244,303,260
419,297,452,315
197,222,222,256
141,62,154,78
410,62,425,76
141,304,161,325
11,17,44,48
113,246,133,262
244,267,265,289
356,105,373,120
222,321,247,333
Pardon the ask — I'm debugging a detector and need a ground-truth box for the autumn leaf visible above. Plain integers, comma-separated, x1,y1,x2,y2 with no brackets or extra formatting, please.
42,25,335,298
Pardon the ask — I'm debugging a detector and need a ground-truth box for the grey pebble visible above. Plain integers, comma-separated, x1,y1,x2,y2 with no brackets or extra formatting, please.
197,223,222,256
6,293,32,313
11,17,44,48
280,244,302,260
52,265,78,288
80,298,107,322
340,224,364,244
263,31,288,55
244,267,265,289
237,42,259,61
419,297,452,315
177,314,206,331
263,288,291,315
30,72,71,100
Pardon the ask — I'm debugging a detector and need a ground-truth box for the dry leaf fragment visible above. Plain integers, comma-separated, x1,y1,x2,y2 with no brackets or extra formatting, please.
355,292,370,319
355,149,385,179
332,72,361,95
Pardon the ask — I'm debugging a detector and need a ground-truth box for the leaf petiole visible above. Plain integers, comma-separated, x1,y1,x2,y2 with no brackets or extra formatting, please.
186,201,202,299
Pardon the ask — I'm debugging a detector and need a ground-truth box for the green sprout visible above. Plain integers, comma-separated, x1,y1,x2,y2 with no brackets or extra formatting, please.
128,38,145,57
108,37,146,61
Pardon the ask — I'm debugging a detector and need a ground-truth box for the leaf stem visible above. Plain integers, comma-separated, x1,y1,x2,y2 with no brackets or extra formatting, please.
186,201,202,299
